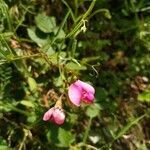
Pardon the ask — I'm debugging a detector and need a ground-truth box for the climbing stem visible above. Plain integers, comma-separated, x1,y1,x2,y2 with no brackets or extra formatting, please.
83,117,92,143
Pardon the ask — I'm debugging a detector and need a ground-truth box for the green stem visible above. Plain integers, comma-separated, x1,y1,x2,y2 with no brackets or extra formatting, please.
83,117,92,143
74,0,78,17
88,9,111,19
57,39,66,88
51,9,70,44
76,143,98,150
61,0,76,22
130,0,140,29
66,0,97,38
7,104,30,116
71,38,77,57
18,129,28,150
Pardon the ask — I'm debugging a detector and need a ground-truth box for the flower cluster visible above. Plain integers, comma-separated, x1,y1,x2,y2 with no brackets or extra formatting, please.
43,80,95,125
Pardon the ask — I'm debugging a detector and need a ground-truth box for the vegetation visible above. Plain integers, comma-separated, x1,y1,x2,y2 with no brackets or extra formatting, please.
0,0,150,149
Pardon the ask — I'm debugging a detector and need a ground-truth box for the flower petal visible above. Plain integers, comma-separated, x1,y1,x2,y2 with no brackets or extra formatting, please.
87,93,95,101
68,83,82,106
83,93,95,103
53,108,65,125
43,107,54,121
76,80,95,94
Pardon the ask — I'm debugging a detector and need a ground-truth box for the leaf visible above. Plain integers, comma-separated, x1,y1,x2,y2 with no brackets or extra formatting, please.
115,115,145,140
45,46,55,56
0,136,9,150
86,103,101,118
0,35,14,59
53,27,66,39
95,88,108,102
0,145,9,150
35,14,56,33
138,91,150,102
27,114,37,123
0,32,13,40
65,62,87,70
20,100,35,108
53,76,63,87
48,52,67,65
47,125,59,144
27,28,49,47
58,128,74,147
27,77,37,91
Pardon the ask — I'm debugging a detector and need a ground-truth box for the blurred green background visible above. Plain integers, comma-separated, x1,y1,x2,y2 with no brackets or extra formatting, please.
0,0,150,149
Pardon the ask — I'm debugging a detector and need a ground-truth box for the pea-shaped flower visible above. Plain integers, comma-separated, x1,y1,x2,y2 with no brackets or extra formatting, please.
68,80,95,106
43,99,65,125
43,107,65,125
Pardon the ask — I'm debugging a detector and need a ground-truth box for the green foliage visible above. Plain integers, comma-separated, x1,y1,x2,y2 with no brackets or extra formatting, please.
0,136,9,150
27,77,37,92
35,14,56,33
86,103,101,118
138,90,150,102
114,115,146,140
58,128,74,147
27,27,49,47
0,0,149,149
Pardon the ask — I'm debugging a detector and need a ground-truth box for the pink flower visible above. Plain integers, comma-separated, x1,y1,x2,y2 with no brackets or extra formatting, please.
68,80,95,106
43,107,65,125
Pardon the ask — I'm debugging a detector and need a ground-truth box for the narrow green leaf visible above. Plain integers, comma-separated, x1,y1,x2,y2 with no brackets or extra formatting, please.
20,100,35,108
65,62,87,70
115,115,145,140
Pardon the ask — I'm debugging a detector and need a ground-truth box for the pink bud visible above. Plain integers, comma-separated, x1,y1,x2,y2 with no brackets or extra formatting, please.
68,80,95,106
43,107,65,125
